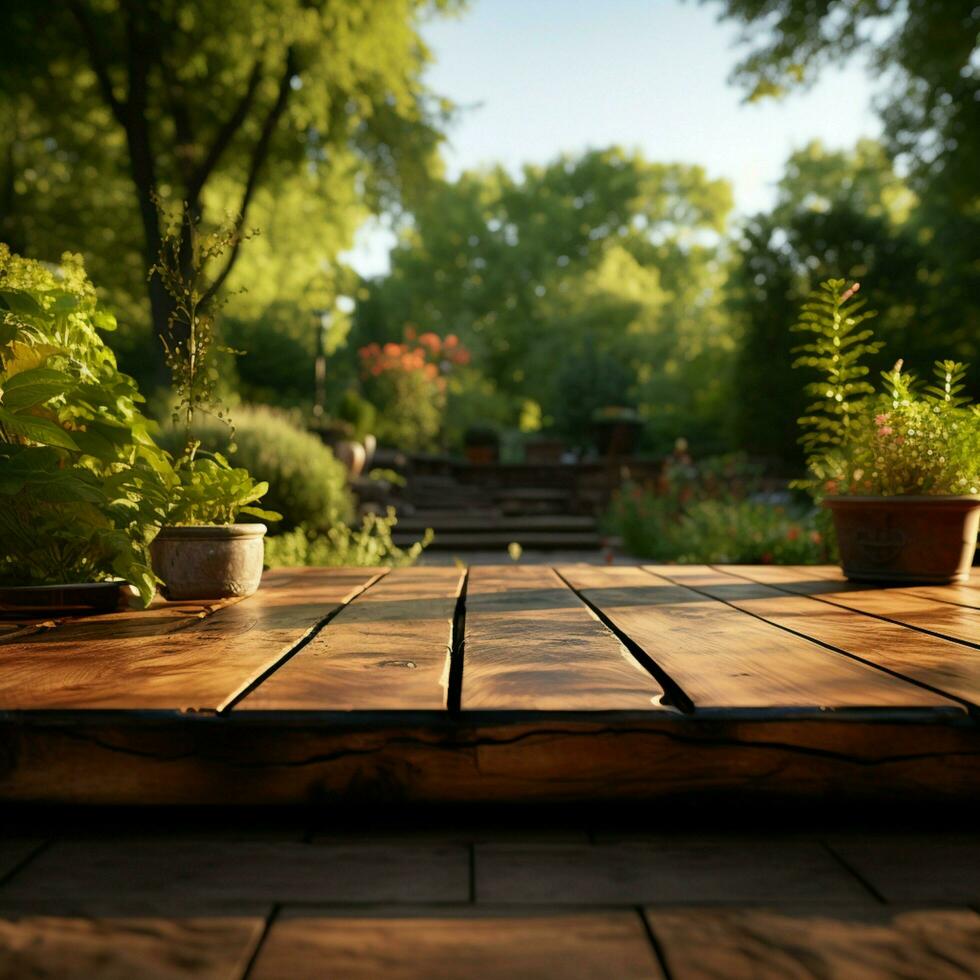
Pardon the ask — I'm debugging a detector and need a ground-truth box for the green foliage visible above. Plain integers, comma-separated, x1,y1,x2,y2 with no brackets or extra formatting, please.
711,0,978,210
365,366,445,452
1,0,458,381
0,246,171,604
793,282,980,495
157,405,353,532
151,199,253,452
167,454,281,526
791,279,882,461
265,509,432,568
725,140,975,465
352,148,734,454
336,389,378,442
605,454,832,563
152,203,278,526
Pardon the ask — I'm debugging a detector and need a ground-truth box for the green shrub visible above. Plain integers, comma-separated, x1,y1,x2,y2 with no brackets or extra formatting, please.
157,405,352,531
265,509,433,568
605,453,834,563
0,246,170,604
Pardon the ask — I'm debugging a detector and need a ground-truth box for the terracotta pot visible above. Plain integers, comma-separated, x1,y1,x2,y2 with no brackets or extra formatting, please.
824,495,980,584
150,524,267,600
464,444,498,465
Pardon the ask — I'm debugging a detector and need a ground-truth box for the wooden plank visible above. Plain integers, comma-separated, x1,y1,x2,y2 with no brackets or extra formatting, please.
829,835,980,902
786,563,980,610
648,565,977,708
0,567,384,712
462,565,665,710
0,916,265,980
7,715,977,806
237,567,463,711
645,907,980,980
720,564,980,647
561,566,949,710
251,911,663,980
0,840,470,913
475,840,872,904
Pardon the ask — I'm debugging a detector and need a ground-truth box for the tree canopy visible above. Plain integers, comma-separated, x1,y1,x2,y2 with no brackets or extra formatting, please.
1,0,457,384
352,148,734,450
710,0,978,209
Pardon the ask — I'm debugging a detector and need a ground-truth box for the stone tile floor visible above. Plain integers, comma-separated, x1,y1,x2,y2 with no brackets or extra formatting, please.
1,806,979,978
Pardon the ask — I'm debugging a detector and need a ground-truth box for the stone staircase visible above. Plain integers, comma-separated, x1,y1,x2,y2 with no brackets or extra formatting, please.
391,468,605,552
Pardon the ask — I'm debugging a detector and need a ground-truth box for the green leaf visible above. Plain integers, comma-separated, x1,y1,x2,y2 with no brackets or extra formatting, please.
0,289,43,315
0,367,72,409
241,506,282,521
0,407,80,449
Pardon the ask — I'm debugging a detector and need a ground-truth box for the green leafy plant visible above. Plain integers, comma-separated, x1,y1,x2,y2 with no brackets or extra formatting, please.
151,202,279,525
605,453,832,563
0,245,172,604
156,405,352,531
793,279,980,495
264,509,433,568
165,454,280,526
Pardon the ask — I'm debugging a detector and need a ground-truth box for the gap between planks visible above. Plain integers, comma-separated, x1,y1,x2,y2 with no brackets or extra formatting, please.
560,564,958,712
646,564,979,713
715,564,980,650
220,569,391,713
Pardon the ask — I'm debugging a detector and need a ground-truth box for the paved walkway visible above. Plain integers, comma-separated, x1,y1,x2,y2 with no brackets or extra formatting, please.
2,808,979,977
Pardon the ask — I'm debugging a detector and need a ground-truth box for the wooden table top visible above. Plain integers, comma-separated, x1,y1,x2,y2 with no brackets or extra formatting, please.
2,563,978,716
2,563,978,806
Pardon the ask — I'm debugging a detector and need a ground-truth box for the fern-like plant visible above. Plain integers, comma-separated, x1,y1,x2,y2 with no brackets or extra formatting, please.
793,279,980,496
791,279,882,480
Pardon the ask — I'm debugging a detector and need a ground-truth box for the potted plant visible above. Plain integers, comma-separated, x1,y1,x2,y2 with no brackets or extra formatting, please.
463,425,500,465
793,278,980,583
593,405,643,457
149,204,279,600
0,245,169,612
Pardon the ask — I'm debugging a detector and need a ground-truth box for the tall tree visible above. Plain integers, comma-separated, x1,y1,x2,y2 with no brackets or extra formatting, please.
353,148,734,451
1,0,455,381
708,0,978,209
725,140,962,466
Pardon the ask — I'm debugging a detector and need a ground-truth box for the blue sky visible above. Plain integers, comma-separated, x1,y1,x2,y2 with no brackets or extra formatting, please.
346,0,881,275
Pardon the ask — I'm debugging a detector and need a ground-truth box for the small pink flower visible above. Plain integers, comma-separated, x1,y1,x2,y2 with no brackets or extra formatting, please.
877,426,893,437
875,414,889,425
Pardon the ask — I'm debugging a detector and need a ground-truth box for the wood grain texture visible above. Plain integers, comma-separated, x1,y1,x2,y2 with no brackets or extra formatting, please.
251,911,664,980
4,715,977,806
475,840,872,905
828,836,980,902
646,906,980,980
787,563,980,610
462,565,665,710
0,567,384,711
648,565,976,709
0,916,264,980
0,840,469,913
563,565,946,710
237,567,463,711
719,564,980,647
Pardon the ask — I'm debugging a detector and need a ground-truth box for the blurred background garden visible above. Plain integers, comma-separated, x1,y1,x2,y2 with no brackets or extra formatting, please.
2,0,976,567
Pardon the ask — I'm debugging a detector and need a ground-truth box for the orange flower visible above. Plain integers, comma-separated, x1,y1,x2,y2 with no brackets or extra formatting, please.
418,331,441,353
